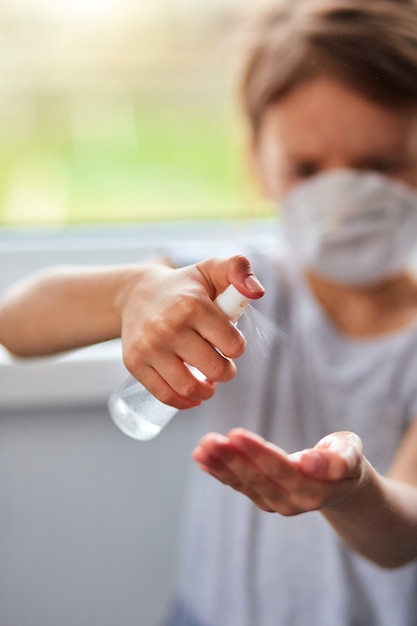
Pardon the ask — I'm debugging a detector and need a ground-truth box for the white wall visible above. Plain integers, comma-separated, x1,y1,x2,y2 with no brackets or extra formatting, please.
0,402,206,626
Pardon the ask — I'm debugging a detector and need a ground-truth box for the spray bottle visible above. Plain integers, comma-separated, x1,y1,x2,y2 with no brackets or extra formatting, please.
108,284,252,440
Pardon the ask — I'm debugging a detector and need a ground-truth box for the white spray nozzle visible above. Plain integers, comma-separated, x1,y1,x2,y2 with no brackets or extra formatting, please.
214,284,252,323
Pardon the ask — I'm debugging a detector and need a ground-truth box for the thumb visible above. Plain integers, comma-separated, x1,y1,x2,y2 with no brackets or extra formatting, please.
196,255,265,301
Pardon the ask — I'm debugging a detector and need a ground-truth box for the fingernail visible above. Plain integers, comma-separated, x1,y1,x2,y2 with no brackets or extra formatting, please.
302,452,323,474
245,274,264,292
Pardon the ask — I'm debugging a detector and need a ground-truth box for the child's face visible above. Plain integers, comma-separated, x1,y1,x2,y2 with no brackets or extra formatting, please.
252,76,417,202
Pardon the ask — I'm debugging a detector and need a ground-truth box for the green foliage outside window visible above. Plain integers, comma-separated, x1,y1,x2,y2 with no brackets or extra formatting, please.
0,0,271,226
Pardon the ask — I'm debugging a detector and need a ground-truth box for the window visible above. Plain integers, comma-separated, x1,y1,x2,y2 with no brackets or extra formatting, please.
0,0,277,409
0,0,271,227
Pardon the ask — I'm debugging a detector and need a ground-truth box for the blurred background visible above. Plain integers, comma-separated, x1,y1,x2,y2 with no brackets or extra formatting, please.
0,0,272,228
0,3,276,625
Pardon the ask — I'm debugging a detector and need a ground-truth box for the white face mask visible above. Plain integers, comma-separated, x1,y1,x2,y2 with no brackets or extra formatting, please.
281,169,417,285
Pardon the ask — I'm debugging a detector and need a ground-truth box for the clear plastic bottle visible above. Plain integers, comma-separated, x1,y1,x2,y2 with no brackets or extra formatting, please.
108,284,252,440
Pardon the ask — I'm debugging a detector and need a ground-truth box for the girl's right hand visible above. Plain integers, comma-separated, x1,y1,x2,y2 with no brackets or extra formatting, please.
115,255,265,410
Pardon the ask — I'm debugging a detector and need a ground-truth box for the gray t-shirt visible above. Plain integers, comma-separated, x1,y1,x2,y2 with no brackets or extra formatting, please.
167,243,417,626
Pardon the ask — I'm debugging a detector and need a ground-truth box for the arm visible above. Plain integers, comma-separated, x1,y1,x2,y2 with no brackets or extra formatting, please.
193,421,417,568
0,255,264,410
0,264,147,356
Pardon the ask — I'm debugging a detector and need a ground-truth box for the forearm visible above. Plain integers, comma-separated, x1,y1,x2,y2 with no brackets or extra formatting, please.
0,263,161,356
322,460,417,568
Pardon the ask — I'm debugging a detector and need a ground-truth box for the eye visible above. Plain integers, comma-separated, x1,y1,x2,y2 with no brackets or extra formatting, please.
364,158,405,175
291,161,319,179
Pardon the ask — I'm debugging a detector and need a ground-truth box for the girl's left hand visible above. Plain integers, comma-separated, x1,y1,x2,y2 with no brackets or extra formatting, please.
193,428,365,515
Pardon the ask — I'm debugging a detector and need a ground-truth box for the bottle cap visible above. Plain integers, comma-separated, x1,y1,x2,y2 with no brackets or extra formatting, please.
214,284,252,323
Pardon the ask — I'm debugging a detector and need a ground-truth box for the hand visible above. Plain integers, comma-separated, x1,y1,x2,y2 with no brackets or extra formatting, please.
193,428,365,515
116,255,264,410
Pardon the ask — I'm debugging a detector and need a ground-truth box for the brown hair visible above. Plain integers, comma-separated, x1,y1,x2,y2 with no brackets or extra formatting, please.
239,0,417,133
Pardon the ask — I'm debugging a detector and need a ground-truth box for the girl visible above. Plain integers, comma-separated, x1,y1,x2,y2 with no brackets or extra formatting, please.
2,1,417,624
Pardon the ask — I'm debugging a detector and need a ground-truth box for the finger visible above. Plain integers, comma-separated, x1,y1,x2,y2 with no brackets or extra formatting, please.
192,313,247,362
316,431,363,479
138,362,215,410
152,279,247,361
227,429,298,485
228,430,356,512
196,255,265,302
194,432,291,506
195,453,276,514
296,450,346,481
297,432,363,481
173,328,238,383
318,431,363,458
193,434,264,501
